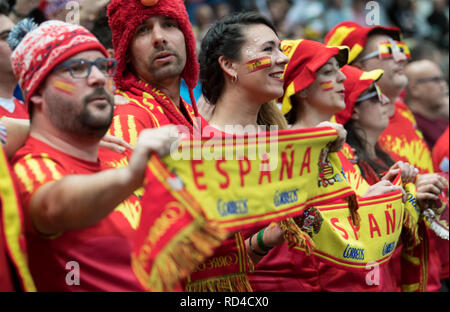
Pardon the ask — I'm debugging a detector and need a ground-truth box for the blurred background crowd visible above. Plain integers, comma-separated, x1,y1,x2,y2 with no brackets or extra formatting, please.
185,0,449,84
1,0,449,82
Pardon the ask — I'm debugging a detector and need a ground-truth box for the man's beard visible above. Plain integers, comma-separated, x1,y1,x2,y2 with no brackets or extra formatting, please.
48,87,114,139
147,47,185,81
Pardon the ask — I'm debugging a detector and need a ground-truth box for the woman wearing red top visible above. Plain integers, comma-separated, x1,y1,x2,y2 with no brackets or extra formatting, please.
186,11,292,292
337,65,445,292
249,40,415,292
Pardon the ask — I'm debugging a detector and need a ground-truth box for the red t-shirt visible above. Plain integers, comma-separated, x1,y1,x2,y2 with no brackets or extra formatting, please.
378,100,434,174
108,90,204,146
11,137,143,291
378,100,443,291
0,98,29,119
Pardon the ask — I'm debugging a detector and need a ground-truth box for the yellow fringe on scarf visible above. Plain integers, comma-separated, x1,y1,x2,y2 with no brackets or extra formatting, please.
346,194,360,227
132,220,228,292
280,218,316,255
401,208,422,248
185,273,253,292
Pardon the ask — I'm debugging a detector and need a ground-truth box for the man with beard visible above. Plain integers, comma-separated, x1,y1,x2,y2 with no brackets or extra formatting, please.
105,0,203,156
8,19,178,291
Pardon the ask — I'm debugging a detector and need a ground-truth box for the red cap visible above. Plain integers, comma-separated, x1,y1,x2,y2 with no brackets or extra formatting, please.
324,21,401,64
334,65,384,125
280,39,349,114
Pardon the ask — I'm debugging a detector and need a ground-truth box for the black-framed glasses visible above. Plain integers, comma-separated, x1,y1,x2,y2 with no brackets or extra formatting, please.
52,58,117,79
416,76,446,84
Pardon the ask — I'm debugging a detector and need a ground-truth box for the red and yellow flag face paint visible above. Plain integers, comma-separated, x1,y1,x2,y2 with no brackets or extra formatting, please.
107,78,115,93
320,81,334,91
246,56,272,73
53,79,76,95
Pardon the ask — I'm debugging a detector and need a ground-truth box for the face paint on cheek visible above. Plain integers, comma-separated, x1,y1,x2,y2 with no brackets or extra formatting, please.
107,78,115,93
246,56,272,73
320,81,334,92
53,79,77,95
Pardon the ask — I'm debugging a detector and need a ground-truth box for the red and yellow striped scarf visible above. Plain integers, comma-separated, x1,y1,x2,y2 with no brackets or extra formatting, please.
0,148,36,291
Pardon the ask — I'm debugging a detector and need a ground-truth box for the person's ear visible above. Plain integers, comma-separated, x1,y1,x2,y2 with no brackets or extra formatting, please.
30,86,44,110
218,55,238,82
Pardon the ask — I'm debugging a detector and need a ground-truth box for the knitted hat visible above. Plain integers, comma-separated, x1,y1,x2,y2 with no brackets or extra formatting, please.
107,0,198,93
8,19,108,107
324,21,401,64
334,65,384,125
280,39,349,115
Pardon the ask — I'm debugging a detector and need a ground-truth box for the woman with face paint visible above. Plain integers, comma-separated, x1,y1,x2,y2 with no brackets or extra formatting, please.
183,12,291,292
335,65,419,185
335,65,430,293
248,40,418,292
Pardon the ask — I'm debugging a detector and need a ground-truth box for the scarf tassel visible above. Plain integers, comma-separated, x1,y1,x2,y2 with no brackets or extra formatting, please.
401,208,422,248
132,220,228,292
280,218,316,256
346,194,360,228
185,273,253,292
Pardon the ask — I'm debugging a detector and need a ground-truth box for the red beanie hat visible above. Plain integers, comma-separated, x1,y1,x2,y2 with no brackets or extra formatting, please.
324,21,401,64
8,19,108,107
280,39,349,115
107,0,199,92
334,65,384,125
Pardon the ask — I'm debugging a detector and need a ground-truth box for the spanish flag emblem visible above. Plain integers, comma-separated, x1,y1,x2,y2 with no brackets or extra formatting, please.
320,81,334,91
246,56,272,73
53,79,76,95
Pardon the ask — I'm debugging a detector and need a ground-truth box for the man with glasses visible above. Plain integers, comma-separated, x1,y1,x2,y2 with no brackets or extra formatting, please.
326,22,447,292
0,2,28,119
8,19,178,291
405,59,449,149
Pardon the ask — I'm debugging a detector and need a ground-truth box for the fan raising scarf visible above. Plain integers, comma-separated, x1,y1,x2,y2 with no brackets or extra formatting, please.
291,174,411,270
132,127,358,291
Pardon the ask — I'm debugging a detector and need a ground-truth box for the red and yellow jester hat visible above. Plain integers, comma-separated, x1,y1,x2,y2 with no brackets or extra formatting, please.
280,39,349,115
324,21,402,64
334,65,384,125
107,0,198,92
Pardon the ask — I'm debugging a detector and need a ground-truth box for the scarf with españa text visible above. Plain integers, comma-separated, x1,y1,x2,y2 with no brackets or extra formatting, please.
132,127,359,291
0,148,36,291
291,174,420,272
